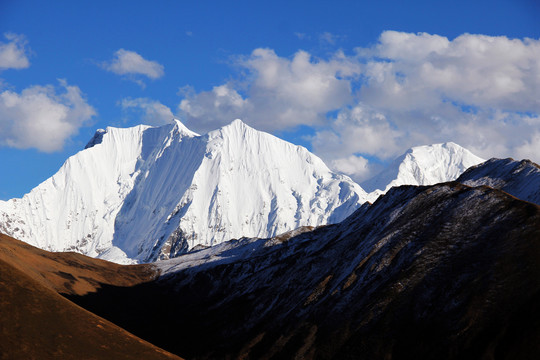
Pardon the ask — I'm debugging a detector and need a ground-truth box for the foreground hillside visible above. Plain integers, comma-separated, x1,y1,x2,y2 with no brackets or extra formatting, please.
0,234,180,360
2,157,539,359
67,181,540,359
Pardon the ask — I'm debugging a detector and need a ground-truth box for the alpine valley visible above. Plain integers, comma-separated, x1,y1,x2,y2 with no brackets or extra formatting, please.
1,119,540,359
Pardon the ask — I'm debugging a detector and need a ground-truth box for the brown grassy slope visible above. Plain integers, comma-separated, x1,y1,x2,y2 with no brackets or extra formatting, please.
0,234,181,360
0,233,156,296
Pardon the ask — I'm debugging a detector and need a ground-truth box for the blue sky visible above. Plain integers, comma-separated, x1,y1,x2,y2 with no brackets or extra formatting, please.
1,0,539,199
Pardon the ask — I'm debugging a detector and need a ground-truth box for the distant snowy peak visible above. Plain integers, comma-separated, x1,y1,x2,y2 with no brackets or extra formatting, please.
362,142,485,201
456,158,540,205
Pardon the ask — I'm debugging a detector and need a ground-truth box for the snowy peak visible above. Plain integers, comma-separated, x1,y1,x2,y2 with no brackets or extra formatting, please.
114,118,367,262
223,118,249,130
362,142,485,200
456,158,540,205
1,119,367,263
171,118,200,137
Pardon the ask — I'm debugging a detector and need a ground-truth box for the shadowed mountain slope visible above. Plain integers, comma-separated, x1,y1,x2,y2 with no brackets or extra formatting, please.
0,234,181,360
65,182,540,359
456,158,540,205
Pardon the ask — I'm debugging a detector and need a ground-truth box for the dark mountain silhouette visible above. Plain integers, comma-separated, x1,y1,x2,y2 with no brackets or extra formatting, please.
66,182,540,359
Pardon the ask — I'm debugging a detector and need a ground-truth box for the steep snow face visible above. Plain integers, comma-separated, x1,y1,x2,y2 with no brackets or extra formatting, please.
362,142,485,201
0,121,196,263
456,158,540,205
0,119,366,263
115,119,367,262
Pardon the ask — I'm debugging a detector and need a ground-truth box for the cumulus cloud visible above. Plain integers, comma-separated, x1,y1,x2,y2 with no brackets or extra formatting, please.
359,31,540,113
0,33,30,70
330,155,375,183
515,131,540,161
121,97,174,125
176,31,540,181
102,49,164,85
316,31,540,179
178,48,360,133
348,31,540,163
0,80,95,152
311,104,401,160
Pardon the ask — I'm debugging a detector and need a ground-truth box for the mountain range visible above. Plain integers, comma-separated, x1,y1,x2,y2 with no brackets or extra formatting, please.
1,118,538,358
1,154,538,359
0,119,485,264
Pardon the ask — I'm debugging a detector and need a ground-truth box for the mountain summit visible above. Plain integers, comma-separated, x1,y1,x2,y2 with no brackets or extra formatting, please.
362,142,485,201
0,119,366,263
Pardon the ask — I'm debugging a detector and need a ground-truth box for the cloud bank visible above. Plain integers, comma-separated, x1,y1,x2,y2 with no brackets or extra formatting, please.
0,80,96,152
175,31,540,181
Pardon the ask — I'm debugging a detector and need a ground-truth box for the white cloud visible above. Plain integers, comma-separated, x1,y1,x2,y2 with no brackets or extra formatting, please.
311,104,402,162
348,31,540,165
330,155,374,183
320,32,337,45
103,49,164,84
178,48,360,133
177,31,540,181
294,32,309,40
121,97,174,125
178,84,249,133
0,33,30,70
319,32,345,46
0,80,95,152
515,132,540,161
359,31,540,112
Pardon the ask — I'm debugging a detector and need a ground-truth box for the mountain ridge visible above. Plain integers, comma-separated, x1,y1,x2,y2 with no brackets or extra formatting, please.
456,157,540,205
65,178,540,359
0,119,367,263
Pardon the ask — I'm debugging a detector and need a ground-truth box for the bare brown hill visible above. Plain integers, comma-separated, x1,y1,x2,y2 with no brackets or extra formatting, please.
0,234,181,360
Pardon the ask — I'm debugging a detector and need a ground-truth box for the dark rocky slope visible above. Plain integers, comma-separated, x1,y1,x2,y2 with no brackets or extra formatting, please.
456,158,540,205
66,182,540,359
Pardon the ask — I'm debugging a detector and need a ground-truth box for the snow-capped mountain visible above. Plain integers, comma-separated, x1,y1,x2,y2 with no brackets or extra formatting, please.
456,158,540,205
362,142,485,202
0,119,367,263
